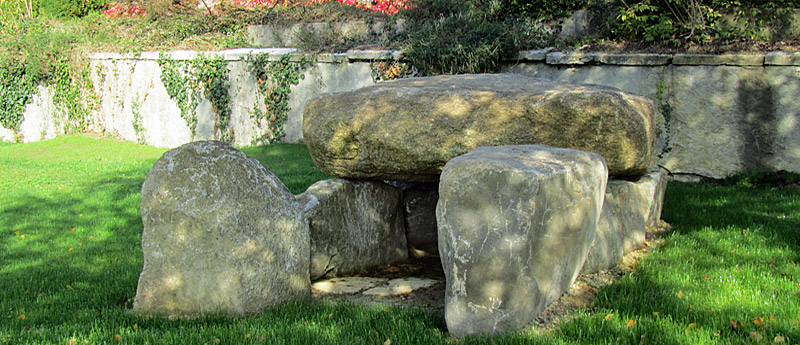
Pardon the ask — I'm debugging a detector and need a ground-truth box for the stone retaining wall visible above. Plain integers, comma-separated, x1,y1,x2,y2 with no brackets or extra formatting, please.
3,48,799,179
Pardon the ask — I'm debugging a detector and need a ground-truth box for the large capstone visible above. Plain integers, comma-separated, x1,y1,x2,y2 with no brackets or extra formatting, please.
297,179,408,280
581,172,669,274
303,73,655,182
134,141,310,317
437,145,608,337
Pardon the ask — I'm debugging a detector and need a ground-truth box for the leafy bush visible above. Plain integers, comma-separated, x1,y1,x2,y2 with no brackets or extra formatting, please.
39,0,107,17
402,12,516,75
507,0,588,19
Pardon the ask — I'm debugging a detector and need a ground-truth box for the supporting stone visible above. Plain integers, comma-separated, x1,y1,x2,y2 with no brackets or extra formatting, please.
297,179,408,280
437,145,608,337
581,172,669,274
388,181,440,257
134,141,309,317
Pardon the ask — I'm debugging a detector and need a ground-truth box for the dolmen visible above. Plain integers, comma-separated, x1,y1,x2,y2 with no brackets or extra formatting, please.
303,73,667,336
134,73,668,337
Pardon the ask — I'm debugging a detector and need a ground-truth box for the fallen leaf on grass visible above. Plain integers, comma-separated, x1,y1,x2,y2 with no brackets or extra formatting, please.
774,335,786,343
626,320,635,328
384,339,391,345
113,334,121,343
605,313,615,320
678,290,685,299
732,320,744,331
685,323,696,333
754,317,765,328
750,331,763,342
19,314,25,320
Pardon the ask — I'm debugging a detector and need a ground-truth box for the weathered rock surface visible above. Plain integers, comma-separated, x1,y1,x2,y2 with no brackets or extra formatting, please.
134,141,310,317
437,145,608,337
581,172,669,274
388,181,440,257
297,179,408,280
303,73,655,181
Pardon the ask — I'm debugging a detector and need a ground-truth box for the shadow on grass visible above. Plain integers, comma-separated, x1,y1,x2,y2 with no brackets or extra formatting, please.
551,181,800,344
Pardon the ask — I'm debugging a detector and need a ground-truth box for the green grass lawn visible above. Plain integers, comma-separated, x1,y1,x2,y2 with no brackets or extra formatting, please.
1,135,799,345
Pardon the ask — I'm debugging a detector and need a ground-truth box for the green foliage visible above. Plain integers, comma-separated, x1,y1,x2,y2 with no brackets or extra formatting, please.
403,12,516,75
247,53,308,144
157,53,233,142
507,0,588,19
0,18,94,135
0,66,36,131
131,95,145,144
38,0,106,18
655,79,673,159
611,0,800,42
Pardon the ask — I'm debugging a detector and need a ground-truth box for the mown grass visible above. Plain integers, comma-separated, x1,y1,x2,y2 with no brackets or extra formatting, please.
2,135,799,345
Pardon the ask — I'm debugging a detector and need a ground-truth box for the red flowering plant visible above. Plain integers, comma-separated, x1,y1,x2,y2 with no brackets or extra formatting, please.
102,2,147,18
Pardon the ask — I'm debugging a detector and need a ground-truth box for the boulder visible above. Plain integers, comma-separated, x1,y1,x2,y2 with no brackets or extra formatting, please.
134,141,309,317
297,179,408,280
437,145,608,337
303,73,655,182
582,172,669,274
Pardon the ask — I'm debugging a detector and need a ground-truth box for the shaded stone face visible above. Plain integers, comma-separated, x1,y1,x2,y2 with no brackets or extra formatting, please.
134,141,310,317
297,179,407,280
437,145,608,337
303,73,655,182
581,172,669,274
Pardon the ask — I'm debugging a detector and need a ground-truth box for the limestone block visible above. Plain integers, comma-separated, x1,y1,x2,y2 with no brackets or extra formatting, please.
545,51,598,65
672,53,764,66
765,52,800,66
134,141,310,317
597,54,672,66
517,48,554,62
297,179,408,280
582,172,669,274
304,74,656,181
437,145,608,337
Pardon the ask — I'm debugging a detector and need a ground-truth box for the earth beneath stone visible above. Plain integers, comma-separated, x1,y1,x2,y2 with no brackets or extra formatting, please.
310,221,671,333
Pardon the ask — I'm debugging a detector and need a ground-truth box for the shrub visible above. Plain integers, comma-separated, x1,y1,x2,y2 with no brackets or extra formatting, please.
507,0,588,19
402,12,516,75
39,0,107,17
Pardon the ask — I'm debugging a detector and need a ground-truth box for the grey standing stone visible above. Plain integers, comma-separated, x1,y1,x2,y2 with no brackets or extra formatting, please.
134,141,310,317
437,145,608,337
297,179,408,280
388,181,440,257
582,172,669,274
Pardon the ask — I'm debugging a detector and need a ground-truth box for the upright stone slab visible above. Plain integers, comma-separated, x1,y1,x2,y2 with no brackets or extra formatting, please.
134,141,310,317
388,181,440,257
297,179,408,280
582,172,669,274
437,145,608,337
304,73,655,181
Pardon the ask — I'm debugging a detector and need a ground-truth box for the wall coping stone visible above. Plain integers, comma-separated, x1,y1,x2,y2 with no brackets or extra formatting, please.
346,50,403,61
765,51,800,65
672,53,765,66
89,49,800,67
517,48,554,62
596,53,673,66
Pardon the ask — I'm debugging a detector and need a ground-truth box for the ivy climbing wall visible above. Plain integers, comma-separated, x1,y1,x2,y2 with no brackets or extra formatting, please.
87,48,393,147
5,48,800,180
